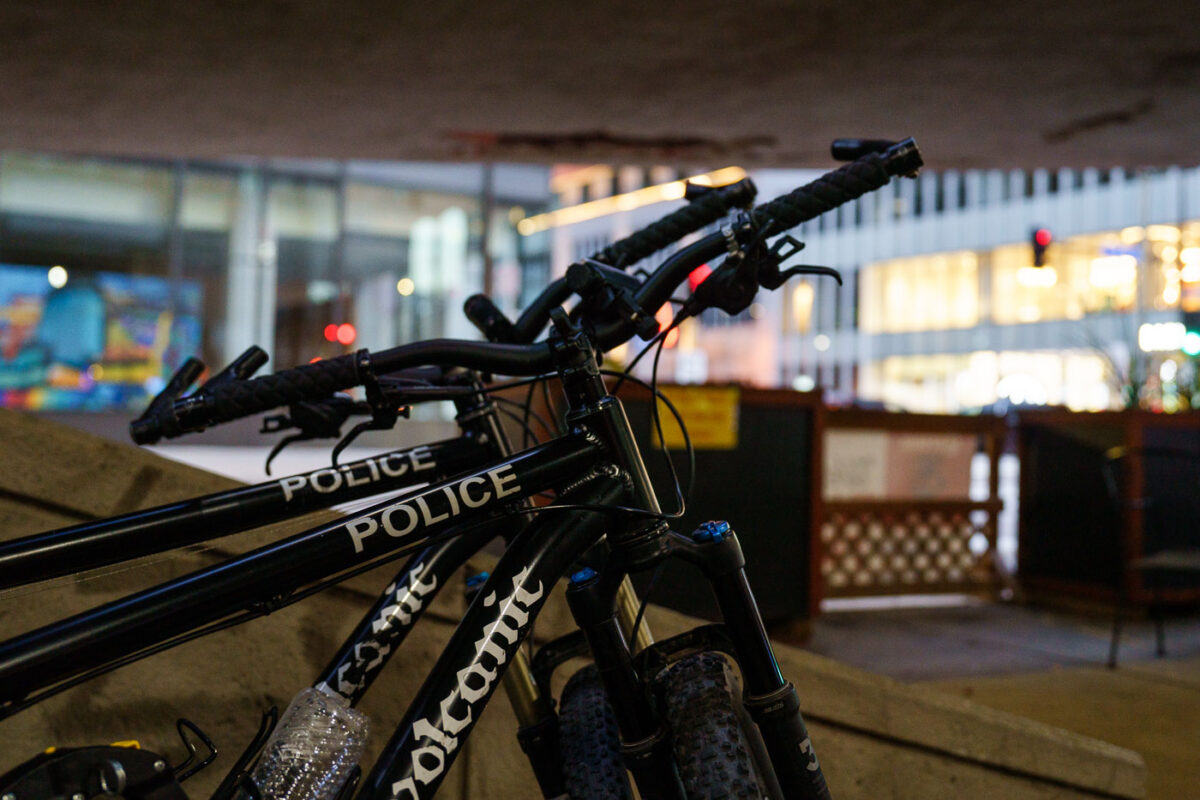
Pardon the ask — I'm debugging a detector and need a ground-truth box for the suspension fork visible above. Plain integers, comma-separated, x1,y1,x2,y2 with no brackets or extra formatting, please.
655,522,833,800
565,547,685,800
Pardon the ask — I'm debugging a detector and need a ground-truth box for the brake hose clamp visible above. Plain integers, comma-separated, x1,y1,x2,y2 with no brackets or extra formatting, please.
721,225,739,256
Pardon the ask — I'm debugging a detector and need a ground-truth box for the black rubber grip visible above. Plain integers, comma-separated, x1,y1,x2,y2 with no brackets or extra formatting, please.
751,154,890,232
132,353,362,443
752,138,921,232
463,293,519,343
592,178,756,268
201,353,361,424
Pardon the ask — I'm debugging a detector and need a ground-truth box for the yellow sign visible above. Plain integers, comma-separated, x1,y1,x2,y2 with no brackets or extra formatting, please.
655,386,740,450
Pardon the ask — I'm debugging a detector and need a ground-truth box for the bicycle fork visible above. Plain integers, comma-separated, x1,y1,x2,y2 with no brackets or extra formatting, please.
692,523,831,800
568,521,832,800
468,573,651,798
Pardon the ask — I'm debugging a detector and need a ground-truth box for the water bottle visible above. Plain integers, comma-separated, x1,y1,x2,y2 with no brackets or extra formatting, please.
243,686,370,800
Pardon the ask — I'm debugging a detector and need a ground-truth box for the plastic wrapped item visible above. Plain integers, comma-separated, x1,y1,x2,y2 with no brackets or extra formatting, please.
243,686,370,800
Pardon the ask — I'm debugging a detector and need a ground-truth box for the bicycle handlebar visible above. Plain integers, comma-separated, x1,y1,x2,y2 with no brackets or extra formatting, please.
466,177,758,344
131,139,921,444
592,177,758,269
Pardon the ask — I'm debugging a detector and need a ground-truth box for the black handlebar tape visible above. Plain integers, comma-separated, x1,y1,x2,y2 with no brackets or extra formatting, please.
129,353,364,443
592,178,757,269
752,138,921,232
751,154,889,231
505,178,757,344
463,293,520,343
203,352,362,420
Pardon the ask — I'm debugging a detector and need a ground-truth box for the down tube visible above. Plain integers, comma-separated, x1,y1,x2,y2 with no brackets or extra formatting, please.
358,478,628,800
313,518,517,705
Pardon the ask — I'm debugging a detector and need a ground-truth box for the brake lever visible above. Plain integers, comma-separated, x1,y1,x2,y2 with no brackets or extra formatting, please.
329,365,411,467
264,433,310,476
774,263,843,286
329,412,408,467
757,235,842,289
260,396,365,474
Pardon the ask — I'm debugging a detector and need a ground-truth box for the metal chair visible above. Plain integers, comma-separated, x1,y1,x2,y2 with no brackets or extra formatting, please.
1103,446,1200,668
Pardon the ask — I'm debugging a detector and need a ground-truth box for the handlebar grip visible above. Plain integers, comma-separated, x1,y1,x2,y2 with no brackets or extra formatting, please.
592,178,757,268
463,293,519,343
751,138,921,232
130,353,362,443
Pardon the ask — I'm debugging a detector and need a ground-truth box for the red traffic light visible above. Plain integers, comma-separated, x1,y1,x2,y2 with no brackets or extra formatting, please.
1032,227,1052,267
323,323,339,342
336,323,357,345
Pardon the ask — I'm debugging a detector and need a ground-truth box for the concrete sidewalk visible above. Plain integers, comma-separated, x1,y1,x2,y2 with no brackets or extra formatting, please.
803,602,1200,800
806,600,1200,681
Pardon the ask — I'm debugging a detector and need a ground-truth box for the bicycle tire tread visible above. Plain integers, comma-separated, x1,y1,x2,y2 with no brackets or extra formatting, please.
658,652,766,800
558,664,633,800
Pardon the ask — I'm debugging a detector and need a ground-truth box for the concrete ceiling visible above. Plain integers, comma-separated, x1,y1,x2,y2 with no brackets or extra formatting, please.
2,1,1199,170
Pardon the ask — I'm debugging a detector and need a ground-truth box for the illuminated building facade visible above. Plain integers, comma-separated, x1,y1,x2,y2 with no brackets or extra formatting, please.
534,165,1200,413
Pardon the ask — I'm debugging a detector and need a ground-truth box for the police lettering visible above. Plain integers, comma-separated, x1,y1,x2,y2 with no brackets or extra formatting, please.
277,446,436,502
344,464,522,554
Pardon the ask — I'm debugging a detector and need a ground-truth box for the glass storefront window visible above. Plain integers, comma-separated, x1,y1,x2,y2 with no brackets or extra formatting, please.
860,251,978,334
861,222,1200,334
0,153,542,416
860,350,1113,413
992,231,1159,324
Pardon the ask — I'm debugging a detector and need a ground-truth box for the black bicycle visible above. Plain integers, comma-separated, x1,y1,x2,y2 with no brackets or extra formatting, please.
0,138,922,800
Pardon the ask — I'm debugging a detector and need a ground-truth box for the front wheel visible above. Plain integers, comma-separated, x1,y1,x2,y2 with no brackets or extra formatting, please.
655,652,781,800
557,664,634,800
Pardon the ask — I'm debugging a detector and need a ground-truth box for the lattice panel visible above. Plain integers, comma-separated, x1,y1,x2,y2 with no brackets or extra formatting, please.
820,508,994,595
